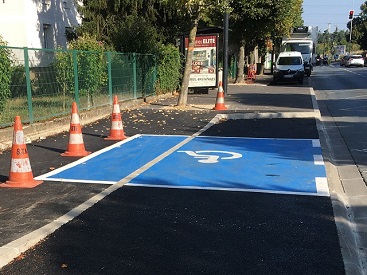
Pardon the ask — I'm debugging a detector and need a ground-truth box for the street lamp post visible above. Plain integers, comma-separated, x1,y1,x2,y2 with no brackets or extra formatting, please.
350,0,354,54
223,11,229,96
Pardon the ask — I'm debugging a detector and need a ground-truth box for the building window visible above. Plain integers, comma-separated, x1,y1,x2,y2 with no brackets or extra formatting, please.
43,24,52,48
65,27,77,42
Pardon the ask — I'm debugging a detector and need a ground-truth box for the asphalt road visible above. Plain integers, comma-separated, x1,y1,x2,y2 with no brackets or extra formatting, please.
311,63,367,182
0,92,346,275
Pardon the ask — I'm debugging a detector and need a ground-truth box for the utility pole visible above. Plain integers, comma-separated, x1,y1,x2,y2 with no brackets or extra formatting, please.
349,10,354,54
223,11,229,96
349,0,354,54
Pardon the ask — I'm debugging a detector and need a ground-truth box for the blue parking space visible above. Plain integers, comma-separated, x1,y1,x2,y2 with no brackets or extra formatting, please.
130,136,328,196
36,134,328,196
36,135,187,184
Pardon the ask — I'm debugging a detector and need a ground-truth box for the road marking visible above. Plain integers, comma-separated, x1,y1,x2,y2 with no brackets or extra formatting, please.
316,177,330,196
126,181,329,197
312,139,320,147
310,87,321,118
352,148,367,153
37,135,327,196
314,155,325,165
177,150,242,163
340,67,366,78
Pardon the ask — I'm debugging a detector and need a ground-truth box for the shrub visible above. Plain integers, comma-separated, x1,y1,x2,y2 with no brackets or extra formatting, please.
54,34,107,107
156,44,181,94
0,36,13,113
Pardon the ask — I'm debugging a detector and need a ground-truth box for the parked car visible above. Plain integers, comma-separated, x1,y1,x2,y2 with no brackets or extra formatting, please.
340,55,350,66
345,55,364,67
273,51,304,85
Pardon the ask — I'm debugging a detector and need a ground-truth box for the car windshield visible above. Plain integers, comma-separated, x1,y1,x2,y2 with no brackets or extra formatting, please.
350,55,362,59
282,43,311,54
278,56,302,65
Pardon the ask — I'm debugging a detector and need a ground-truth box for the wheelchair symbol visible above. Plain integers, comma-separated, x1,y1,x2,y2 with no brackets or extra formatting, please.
177,150,242,164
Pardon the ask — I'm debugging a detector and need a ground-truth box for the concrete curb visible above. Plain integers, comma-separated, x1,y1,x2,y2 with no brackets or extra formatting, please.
314,89,367,275
0,94,174,151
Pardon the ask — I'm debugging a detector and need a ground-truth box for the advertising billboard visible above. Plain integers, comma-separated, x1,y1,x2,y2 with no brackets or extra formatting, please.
184,34,218,88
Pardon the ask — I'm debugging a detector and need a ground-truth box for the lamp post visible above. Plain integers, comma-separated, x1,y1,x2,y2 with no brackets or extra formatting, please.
349,0,354,54
223,10,229,96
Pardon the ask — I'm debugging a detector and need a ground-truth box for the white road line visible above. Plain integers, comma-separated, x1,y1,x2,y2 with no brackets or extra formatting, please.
218,111,320,120
315,177,330,196
310,87,321,118
126,182,330,197
314,155,325,166
35,134,142,180
312,139,321,147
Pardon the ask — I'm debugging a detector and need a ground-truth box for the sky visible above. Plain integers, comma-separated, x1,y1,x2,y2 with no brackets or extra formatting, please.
302,0,366,32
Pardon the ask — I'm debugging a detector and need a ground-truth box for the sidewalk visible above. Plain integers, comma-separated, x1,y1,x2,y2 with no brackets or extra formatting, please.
0,76,365,273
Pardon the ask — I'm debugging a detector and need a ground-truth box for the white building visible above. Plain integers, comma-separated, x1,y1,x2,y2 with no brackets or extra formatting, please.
0,0,81,65
0,0,81,49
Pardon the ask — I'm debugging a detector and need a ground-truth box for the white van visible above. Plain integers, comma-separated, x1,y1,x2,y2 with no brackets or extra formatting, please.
273,51,304,84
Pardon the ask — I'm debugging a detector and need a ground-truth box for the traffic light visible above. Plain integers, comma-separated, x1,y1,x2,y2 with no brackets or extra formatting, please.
349,10,354,19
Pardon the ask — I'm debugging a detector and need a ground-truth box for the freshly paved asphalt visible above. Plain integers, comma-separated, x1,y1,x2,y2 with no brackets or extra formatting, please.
0,76,348,274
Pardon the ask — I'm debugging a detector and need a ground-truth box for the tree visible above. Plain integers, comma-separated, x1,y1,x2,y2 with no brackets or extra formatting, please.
349,1,367,50
318,28,349,57
76,0,177,53
111,14,162,53
161,0,230,107
76,0,305,105
229,0,303,83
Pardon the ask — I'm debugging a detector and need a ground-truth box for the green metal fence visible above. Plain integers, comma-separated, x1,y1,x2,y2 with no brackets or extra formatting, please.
0,46,156,127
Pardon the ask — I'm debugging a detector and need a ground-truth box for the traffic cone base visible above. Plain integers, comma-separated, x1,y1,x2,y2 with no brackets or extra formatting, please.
213,81,227,110
105,95,127,140
0,116,43,188
61,149,91,157
61,102,91,157
1,178,43,188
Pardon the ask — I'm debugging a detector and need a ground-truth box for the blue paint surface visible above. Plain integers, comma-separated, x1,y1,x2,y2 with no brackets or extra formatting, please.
47,135,187,182
132,136,326,193
44,135,326,194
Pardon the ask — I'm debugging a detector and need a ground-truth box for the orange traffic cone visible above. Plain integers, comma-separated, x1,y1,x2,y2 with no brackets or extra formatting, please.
104,95,127,140
61,102,91,157
0,116,43,188
213,81,227,110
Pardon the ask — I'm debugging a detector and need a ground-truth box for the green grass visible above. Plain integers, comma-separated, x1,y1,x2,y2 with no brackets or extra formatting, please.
0,90,142,128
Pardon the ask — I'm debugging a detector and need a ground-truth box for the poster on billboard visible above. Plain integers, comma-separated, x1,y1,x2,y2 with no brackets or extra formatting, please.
335,45,346,55
184,34,218,88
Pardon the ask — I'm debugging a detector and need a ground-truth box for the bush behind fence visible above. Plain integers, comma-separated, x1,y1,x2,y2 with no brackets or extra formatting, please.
0,46,157,127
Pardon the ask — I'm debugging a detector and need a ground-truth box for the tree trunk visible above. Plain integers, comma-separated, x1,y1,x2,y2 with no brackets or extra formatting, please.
177,22,198,107
235,44,245,83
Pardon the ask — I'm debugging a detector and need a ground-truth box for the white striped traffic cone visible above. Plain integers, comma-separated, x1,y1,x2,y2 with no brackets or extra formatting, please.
0,116,43,188
61,102,91,157
105,95,127,140
213,81,227,110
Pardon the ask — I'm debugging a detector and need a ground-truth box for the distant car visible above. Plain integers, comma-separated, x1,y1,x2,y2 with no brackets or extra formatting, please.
340,55,350,66
345,55,364,67
273,51,304,85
